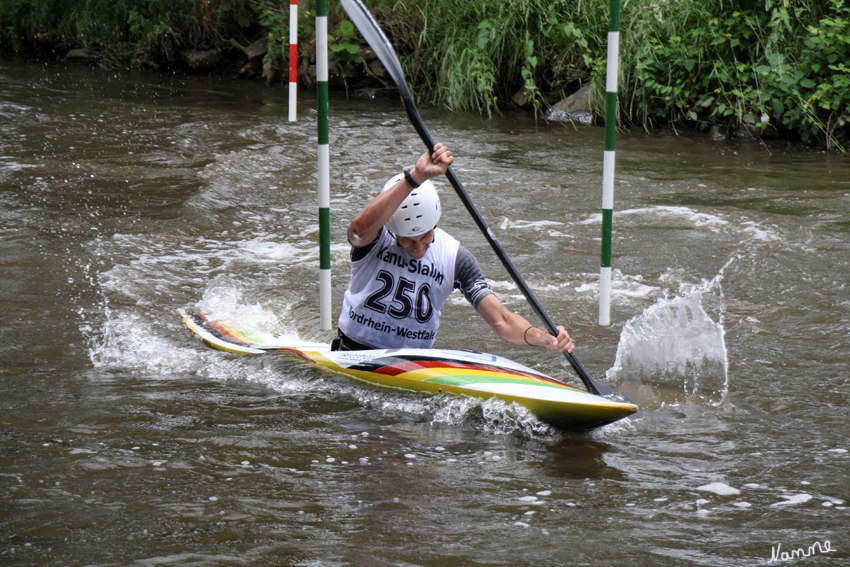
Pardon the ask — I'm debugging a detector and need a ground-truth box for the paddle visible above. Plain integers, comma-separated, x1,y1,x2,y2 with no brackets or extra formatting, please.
340,0,632,402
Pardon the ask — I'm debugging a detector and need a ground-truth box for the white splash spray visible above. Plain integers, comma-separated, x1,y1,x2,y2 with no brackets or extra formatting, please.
607,259,732,407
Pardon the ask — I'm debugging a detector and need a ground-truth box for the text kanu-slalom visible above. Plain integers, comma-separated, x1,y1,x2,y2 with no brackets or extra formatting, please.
376,244,446,285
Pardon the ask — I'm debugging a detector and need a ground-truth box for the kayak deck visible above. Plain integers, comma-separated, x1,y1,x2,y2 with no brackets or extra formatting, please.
178,309,638,431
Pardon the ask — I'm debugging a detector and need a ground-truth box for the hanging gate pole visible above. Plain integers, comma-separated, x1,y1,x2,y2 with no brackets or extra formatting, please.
289,0,298,121
599,0,620,326
316,0,331,330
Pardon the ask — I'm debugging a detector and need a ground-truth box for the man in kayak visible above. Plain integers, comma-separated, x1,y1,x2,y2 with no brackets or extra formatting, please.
333,143,575,354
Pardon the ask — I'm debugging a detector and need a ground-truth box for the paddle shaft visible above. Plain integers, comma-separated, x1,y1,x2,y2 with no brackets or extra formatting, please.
401,105,612,397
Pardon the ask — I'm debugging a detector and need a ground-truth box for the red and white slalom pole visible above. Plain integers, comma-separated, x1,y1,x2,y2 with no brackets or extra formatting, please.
288,0,298,122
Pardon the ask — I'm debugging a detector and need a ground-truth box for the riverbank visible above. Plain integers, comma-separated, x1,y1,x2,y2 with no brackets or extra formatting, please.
1,0,848,152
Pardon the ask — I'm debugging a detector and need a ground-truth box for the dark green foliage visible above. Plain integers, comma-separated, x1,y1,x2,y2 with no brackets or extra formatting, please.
621,0,849,150
398,0,848,150
1,0,847,150
0,0,258,67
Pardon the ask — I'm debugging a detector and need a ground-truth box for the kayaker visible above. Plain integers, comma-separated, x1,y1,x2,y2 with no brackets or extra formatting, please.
333,143,575,354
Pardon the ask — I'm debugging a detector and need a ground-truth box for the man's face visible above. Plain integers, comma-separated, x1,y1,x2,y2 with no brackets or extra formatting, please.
396,229,435,260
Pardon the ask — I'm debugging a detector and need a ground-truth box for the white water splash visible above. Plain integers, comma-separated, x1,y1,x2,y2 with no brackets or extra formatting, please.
429,395,556,437
198,278,289,335
607,261,731,407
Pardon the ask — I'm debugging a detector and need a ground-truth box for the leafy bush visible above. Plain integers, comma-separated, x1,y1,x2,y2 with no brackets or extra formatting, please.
0,0,258,66
622,0,849,150
1,0,847,149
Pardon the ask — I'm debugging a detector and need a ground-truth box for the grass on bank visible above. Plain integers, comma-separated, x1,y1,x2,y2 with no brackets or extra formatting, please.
1,0,847,151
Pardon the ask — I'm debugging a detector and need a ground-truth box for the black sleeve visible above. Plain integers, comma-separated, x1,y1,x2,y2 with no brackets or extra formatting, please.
454,245,495,309
350,227,383,262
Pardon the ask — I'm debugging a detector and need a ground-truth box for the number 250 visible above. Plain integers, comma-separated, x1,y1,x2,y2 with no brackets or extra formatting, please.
364,270,433,323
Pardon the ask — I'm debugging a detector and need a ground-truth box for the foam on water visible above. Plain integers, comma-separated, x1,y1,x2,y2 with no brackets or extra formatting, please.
498,218,565,231
697,482,741,496
464,271,663,310
574,270,661,302
580,205,730,231
429,395,556,437
770,493,813,507
579,204,784,242
81,229,322,388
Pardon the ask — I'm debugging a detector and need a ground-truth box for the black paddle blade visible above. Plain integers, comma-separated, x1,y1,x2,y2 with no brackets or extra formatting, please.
565,351,633,403
340,0,437,150
340,0,410,99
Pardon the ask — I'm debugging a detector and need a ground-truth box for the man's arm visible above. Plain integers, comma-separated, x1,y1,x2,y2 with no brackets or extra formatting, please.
349,144,454,246
476,294,575,353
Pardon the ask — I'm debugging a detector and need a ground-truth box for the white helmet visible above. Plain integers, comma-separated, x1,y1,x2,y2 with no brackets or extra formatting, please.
381,173,441,237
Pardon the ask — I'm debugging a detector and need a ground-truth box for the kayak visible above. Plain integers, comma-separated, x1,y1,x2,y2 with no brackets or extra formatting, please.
178,308,638,431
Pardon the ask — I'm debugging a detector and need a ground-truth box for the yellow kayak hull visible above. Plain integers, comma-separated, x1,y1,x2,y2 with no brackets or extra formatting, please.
179,309,638,431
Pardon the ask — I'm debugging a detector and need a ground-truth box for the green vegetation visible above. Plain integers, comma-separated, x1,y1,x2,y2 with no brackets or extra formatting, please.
1,0,847,151
619,0,850,151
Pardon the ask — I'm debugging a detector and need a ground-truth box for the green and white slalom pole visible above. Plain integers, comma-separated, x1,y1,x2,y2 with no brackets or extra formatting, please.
600,0,620,326
317,0,331,330
288,0,298,121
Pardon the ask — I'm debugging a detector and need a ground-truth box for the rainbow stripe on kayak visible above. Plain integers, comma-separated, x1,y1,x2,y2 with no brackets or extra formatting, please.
178,309,638,431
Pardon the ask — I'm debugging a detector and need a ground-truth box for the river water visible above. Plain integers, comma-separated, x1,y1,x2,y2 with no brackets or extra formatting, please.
1,60,848,566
